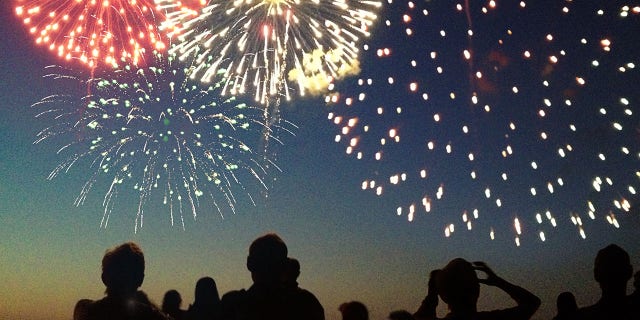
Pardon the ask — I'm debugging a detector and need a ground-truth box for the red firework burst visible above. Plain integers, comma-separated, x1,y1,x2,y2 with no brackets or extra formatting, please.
15,0,167,69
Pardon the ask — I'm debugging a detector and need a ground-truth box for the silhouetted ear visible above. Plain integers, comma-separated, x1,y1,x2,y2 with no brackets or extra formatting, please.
136,272,145,288
247,256,255,272
101,272,108,287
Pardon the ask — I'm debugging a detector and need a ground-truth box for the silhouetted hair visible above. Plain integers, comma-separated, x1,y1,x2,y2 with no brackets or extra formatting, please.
246,233,288,275
101,242,145,295
556,291,578,314
340,301,368,320
435,258,480,307
194,276,220,304
593,244,632,285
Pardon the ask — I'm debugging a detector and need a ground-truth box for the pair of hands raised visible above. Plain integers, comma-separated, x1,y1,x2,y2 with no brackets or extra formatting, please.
427,261,502,294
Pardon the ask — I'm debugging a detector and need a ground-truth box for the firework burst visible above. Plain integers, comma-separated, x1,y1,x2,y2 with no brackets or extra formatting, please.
155,0,382,103
15,0,167,69
33,52,290,231
326,1,640,244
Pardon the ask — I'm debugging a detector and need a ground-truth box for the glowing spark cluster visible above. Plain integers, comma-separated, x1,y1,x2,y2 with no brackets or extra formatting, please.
327,0,640,244
15,0,167,69
33,53,284,231
156,0,382,103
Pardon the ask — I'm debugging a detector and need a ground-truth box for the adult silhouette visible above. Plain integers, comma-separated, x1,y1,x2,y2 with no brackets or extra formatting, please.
552,291,579,320
414,258,540,320
73,242,168,320
339,301,368,320
162,289,187,320
219,233,324,320
579,244,637,320
186,277,221,320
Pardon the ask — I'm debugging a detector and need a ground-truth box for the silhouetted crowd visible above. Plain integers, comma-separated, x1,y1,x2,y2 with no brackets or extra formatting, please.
73,234,640,320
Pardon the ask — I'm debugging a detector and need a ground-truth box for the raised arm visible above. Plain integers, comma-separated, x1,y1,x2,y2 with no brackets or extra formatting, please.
414,269,440,320
474,261,541,319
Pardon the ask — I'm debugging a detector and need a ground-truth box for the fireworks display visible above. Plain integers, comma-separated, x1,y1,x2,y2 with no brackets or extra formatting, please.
15,0,167,69
155,0,382,103
33,52,285,231
18,0,640,239
327,1,640,244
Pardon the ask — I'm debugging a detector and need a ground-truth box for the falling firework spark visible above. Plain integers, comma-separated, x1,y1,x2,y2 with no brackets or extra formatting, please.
326,1,640,244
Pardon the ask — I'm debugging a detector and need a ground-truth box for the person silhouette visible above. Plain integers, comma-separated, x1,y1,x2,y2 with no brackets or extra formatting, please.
162,289,187,320
186,276,221,320
73,242,168,320
414,258,540,320
282,257,325,320
339,301,368,320
552,291,579,320
579,244,637,320
282,257,302,289
219,233,324,320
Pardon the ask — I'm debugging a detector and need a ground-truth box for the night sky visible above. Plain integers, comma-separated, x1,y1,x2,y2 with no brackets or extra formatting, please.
1,1,640,320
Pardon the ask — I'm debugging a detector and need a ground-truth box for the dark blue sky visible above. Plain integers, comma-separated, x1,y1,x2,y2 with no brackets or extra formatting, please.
1,1,639,320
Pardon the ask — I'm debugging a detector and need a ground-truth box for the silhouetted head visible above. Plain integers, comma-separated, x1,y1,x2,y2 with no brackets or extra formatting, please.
101,242,145,296
339,301,369,320
162,289,182,313
194,276,220,304
282,257,301,288
593,244,632,291
556,291,578,315
246,233,288,283
387,309,414,320
436,258,480,311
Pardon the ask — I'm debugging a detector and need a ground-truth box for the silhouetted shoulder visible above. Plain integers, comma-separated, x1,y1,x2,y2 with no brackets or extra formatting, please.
80,296,168,320
579,300,637,320
219,289,249,320
288,288,324,320
475,307,538,320
220,289,248,306
73,299,93,320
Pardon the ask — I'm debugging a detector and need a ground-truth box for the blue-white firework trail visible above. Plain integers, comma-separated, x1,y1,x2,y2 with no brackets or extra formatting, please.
34,52,291,231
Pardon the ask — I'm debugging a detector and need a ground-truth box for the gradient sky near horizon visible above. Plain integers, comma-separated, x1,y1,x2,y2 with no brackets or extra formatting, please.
1,1,640,320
